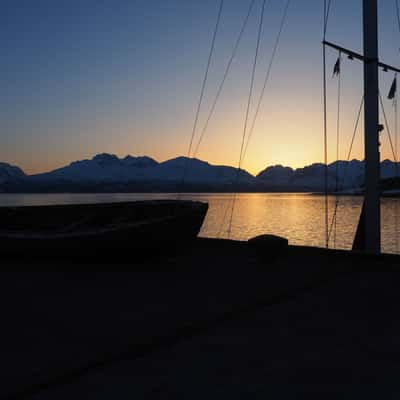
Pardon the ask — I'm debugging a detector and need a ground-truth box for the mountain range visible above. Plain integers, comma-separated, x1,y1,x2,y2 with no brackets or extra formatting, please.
0,163,26,185
1,153,400,193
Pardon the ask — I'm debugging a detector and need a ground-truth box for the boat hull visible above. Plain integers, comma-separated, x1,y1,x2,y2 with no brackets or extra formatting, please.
0,200,208,259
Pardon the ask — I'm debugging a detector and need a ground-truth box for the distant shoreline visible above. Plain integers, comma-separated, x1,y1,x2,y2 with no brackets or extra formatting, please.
2,190,400,198
2,155,400,195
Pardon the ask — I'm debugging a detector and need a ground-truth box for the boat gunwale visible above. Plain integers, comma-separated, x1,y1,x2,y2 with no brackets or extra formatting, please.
0,200,208,240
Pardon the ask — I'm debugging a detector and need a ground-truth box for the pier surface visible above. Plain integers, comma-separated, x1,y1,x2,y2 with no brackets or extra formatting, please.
2,238,400,399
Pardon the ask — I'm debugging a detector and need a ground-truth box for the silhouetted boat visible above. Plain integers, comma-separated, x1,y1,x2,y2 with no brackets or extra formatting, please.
0,200,208,257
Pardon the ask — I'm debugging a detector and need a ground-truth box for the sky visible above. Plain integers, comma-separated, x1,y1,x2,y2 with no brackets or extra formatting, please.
1,0,399,175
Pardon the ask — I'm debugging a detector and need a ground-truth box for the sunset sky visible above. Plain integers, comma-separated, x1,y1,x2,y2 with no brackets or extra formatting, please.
1,0,399,175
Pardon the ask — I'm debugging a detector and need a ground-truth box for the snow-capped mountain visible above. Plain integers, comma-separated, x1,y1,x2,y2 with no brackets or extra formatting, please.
122,155,158,169
257,159,399,190
0,162,26,184
255,165,293,186
3,154,400,192
31,154,159,183
30,154,256,186
143,157,255,184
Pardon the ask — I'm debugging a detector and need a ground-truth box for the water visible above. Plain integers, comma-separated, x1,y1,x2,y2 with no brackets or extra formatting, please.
1,193,399,254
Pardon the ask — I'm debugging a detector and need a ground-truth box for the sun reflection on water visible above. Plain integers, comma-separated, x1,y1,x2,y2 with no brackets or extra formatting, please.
1,193,399,254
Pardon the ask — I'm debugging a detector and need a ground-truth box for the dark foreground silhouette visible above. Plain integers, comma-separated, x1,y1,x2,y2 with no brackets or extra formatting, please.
2,237,400,399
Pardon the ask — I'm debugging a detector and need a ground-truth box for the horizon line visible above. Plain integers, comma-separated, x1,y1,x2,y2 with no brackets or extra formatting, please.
4,153,400,178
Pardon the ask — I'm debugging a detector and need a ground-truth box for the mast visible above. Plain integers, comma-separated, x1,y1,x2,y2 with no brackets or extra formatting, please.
324,2,400,253
363,0,380,253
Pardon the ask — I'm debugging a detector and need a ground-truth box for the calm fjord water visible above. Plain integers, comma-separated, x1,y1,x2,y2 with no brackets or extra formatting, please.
1,193,399,254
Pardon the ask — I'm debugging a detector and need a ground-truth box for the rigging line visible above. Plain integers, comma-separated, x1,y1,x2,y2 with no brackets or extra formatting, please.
395,92,399,253
395,0,400,173
380,90,400,253
180,0,224,192
217,195,235,238
345,96,365,163
396,96,399,274
323,48,329,248
227,0,267,238
379,92,398,163
241,0,291,165
323,0,329,248
192,0,256,159
324,0,332,40
327,95,364,244
335,52,342,194
395,77,399,176
379,91,400,255
396,0,400,36
333,51,342,248
186,0,223,158
396,0,400,209
396,97,399,175
380,92,399,255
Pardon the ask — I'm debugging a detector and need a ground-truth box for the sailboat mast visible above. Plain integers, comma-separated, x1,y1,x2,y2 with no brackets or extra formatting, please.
363,0,381,253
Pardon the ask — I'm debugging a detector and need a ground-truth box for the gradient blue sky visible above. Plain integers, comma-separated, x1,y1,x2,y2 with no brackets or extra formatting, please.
1,0,399,174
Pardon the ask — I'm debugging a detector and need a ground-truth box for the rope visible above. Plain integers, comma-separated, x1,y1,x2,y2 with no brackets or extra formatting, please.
396,98,399,172
322,0,331,248
393,1,400,254
192,0,256,158
379,92,398,163
217,195,234,238
381,90,399,259
380,90,400,255
227,0,267,238
395,78,399,176
395,93,399,253
395,0,400,168
327,95,364,245
180,0,224,193
324,0,332,38
333,51,342,248
345,97,365,166
395,93,399,254
323,51,329,247
241,0,291,164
